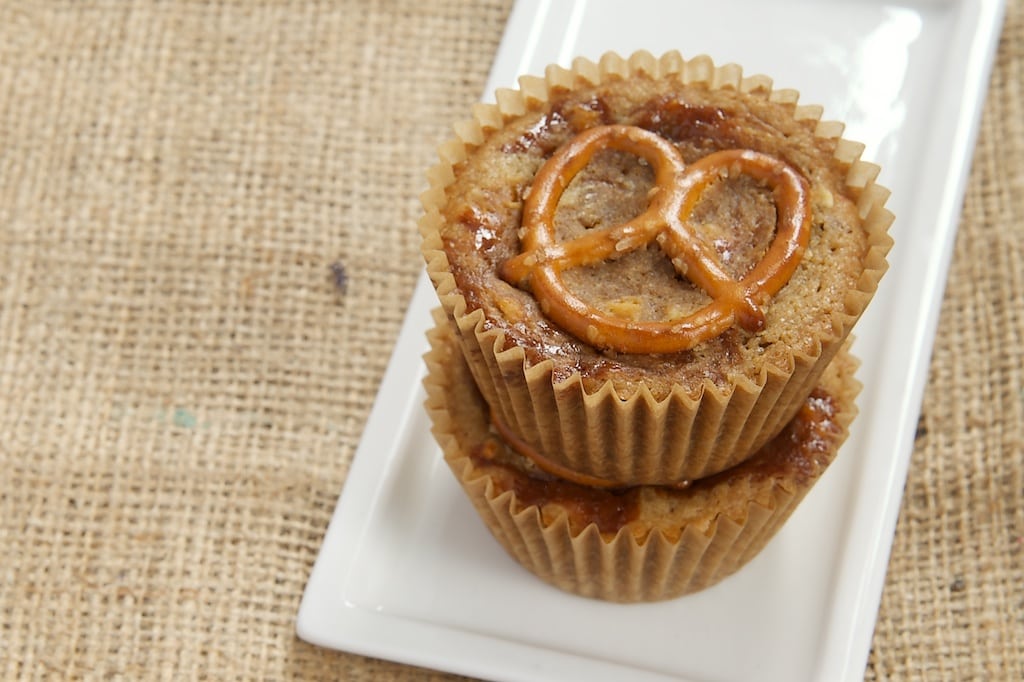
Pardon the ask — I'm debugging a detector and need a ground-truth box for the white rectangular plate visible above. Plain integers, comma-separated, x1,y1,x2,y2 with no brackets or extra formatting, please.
297,1,1005,680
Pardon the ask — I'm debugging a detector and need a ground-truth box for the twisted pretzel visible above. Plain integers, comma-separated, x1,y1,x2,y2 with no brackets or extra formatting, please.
500,124,811,354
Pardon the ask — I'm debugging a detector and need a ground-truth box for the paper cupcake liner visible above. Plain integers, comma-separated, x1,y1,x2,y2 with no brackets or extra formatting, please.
423,316,861,602
420,50,892,486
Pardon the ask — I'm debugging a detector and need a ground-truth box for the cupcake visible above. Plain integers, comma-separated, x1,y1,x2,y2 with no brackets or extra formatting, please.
419,50,891,487
423,313,861,602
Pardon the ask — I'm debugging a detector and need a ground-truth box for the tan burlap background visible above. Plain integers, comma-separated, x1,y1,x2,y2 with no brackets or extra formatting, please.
0,1,1020,680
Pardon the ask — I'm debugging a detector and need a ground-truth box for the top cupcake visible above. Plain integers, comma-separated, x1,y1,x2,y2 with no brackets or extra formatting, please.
423,51,891,402
420,51,892,485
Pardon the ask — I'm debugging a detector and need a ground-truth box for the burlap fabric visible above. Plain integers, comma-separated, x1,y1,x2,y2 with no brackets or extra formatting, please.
0,1,1019,680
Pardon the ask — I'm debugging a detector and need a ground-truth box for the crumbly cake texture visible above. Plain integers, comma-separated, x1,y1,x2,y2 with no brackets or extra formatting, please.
423,315,860,602
419,50,891,485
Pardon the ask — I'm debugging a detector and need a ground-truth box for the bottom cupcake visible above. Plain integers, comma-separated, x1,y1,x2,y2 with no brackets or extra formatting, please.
423,313,860,603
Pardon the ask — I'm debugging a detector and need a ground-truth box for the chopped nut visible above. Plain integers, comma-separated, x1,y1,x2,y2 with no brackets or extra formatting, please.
615,237,637,252
812,185,834,208
605,296,644,320
665,303,691,321
496,296,524,322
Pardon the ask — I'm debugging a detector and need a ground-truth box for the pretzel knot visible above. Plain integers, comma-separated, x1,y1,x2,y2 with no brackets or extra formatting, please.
500,124,812,354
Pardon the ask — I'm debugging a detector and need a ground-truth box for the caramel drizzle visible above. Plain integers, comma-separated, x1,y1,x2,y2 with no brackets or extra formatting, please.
489,410,690,491
500,124,812,354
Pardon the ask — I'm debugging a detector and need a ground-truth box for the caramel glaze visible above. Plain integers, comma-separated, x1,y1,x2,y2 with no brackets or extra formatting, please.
470,440,644,535
469,388,841,537
635,97,740,154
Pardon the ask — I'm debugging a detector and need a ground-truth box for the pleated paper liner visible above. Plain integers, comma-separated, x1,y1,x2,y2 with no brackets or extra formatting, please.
423,315,861,603
419,50,891,487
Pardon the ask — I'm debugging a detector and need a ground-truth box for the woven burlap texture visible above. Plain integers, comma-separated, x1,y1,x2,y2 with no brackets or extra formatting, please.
0,1,1020,680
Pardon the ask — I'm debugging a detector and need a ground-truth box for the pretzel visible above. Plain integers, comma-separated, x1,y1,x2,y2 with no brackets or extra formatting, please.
500,124,811,354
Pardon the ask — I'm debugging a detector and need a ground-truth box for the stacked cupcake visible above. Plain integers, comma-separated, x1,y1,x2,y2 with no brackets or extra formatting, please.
419,51,893,602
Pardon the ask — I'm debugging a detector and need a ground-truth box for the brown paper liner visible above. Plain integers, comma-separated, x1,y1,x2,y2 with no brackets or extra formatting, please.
420,50,892,486
423,314,861,602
